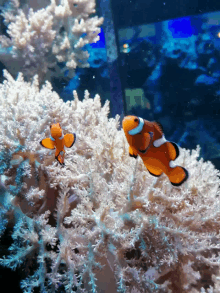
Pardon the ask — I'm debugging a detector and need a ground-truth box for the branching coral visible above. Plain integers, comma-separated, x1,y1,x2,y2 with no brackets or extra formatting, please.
0,0,103,83
0,71,220,292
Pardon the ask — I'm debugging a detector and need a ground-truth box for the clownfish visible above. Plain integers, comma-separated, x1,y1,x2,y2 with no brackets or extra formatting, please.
40,123,76,165
122,116,188,186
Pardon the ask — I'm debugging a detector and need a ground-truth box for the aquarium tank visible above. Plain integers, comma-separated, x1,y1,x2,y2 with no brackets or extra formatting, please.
0,0,220,292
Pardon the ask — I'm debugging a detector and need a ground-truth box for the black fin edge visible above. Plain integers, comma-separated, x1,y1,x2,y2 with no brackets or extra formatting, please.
129,153,138,159
170,142,179,159
148,169,163,177
139,148,147,154
55,155,65,166
40,139,55,149
170,167,189,186
69,133,76,148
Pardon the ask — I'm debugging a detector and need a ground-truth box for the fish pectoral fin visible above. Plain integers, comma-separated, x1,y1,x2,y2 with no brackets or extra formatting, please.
64,133,76,148
139,132,153,153
40,138,55,149
129,146,138,158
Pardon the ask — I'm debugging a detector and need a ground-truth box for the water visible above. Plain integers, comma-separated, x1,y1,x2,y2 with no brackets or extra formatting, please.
1,0,220,292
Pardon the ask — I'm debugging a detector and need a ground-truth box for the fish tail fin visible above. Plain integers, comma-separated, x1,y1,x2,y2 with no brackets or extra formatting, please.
169,166,189,186
55,151,65,166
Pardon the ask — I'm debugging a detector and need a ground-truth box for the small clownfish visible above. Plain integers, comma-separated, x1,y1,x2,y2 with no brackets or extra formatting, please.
40,123,76,166
122,116,188,186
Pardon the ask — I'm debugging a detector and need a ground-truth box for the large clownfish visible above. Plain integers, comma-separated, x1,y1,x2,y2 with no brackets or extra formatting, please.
122,116,188,186
40,123,76,165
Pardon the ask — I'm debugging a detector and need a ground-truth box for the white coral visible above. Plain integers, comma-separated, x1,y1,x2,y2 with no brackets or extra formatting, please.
0,0,103,82
0,71,220,292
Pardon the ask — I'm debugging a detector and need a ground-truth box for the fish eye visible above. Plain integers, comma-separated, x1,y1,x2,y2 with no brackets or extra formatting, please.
134,118,139,122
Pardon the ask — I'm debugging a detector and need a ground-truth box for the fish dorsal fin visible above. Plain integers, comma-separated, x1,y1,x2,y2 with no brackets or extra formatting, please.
153,121,163,134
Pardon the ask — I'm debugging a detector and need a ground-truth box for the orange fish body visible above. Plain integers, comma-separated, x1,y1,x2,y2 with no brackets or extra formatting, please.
122,116,188,186
40,123,76,165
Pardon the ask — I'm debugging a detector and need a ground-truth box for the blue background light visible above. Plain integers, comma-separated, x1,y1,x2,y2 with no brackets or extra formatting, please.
168,17,193,38
89,28,106,48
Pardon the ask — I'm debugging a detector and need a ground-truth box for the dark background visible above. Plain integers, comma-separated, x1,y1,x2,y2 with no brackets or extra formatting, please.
111,0,220,28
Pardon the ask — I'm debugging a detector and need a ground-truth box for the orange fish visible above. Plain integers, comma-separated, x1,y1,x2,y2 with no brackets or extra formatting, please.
122,116,188,186
40,123,76,165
